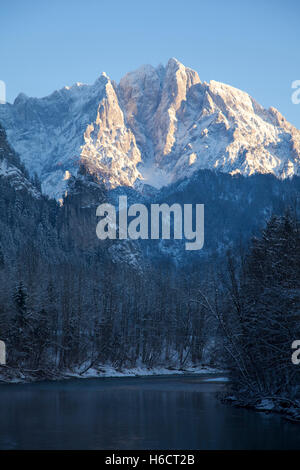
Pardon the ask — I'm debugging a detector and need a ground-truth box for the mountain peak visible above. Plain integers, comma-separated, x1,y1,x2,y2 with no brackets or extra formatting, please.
166,57,183,68
119,63,159,89
0,60,299,199
13,92,28,105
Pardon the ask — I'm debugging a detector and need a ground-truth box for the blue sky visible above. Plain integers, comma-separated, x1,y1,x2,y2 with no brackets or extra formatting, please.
1,0,300,127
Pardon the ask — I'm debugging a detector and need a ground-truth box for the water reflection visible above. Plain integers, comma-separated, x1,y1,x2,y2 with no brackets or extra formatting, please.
0,375,299,449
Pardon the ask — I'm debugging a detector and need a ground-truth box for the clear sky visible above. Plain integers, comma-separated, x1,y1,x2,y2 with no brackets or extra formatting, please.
1,0,300,127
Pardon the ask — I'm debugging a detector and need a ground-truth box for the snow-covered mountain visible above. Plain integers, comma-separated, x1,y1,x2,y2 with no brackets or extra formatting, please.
0,58,299,199
0,125,40,198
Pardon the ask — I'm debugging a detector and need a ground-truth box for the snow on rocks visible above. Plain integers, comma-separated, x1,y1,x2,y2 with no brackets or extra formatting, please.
0,59,299,200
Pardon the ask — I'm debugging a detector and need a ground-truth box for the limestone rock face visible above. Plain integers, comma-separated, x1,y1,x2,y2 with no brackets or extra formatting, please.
80,79,142,189
0,58,299,199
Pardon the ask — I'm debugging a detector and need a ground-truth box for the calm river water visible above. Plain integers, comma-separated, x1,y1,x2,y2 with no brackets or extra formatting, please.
0,374,299,449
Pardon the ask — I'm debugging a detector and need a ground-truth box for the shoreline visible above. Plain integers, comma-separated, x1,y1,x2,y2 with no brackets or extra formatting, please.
0,364,225,384
1,364,298,423
223,394,300,423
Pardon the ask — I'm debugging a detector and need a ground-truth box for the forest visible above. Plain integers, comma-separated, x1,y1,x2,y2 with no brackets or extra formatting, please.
0,125,299,418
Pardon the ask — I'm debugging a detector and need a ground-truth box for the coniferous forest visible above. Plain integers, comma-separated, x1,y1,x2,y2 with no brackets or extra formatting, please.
0,124,299,422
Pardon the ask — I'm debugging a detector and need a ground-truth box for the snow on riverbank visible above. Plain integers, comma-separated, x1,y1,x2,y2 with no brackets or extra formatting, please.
224,394,300,423
66,364,225,379
0,364,225,384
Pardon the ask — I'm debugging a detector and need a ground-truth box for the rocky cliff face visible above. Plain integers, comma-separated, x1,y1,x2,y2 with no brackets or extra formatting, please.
0,58,299,199
80,78,142,189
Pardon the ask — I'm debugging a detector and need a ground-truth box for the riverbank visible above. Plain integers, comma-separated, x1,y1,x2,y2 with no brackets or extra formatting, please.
0,374,299,449
223,393,300,423
0,363,223,384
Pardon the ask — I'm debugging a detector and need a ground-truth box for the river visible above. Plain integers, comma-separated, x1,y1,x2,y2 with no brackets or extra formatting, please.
0,373,299,449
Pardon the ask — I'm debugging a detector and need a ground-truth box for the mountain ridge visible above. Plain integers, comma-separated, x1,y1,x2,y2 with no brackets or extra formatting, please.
0,58,299,199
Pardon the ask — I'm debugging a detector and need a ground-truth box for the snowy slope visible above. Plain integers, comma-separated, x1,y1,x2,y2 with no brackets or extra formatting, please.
0,58,299,199
0,75,109,198
0,125,40,198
